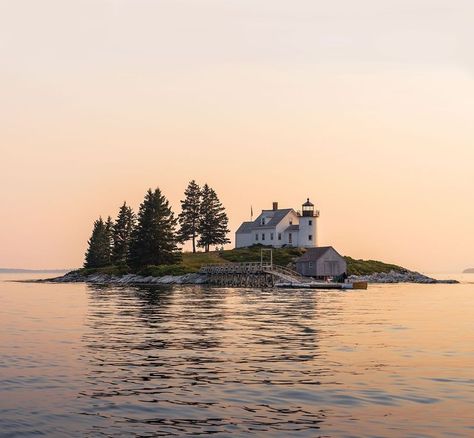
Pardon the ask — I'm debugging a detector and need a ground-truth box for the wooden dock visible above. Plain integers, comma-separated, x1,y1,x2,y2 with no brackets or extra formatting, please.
199,262,366,289
199,262,301,288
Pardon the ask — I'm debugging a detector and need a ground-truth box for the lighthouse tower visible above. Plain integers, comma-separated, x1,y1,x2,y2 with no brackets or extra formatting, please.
298,198,319,248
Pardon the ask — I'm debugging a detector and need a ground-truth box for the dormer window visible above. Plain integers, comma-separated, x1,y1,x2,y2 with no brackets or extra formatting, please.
260,217,265,226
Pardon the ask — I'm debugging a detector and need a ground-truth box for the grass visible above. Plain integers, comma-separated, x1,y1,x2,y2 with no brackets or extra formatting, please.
344,256,407,276
218,245,305,266
179,251,227,272
70,246,410,278
146,246,305,275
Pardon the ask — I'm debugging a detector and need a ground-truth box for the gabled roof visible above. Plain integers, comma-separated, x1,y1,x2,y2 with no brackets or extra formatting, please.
236,208,296,233
236,221,254,234
257,208,294,228
296,246,344,262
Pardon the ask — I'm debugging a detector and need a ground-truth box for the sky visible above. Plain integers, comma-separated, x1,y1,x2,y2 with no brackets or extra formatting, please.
1,0,473,272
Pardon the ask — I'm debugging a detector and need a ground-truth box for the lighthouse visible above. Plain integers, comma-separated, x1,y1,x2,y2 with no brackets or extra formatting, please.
235,197,320,249
298,198,319,248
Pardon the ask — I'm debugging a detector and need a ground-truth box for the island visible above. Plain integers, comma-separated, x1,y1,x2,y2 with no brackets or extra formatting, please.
44,246,457,285
39,184,457,286
463,268,474,274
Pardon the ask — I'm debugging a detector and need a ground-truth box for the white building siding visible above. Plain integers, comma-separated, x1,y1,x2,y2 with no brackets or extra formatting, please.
272,211,296,247
235,206,318,249
235,232,253,248
283,230,299,247
297,217,318,248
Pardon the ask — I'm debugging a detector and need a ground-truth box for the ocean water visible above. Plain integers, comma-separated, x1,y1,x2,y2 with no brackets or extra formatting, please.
0,273,473,437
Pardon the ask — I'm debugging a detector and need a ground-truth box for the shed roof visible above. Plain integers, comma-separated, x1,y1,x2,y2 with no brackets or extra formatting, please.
284,224,300,232
236,221,254,234
296,246,344,262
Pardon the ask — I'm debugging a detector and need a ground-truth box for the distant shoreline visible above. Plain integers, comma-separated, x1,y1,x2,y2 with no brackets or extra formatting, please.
0,268,70,274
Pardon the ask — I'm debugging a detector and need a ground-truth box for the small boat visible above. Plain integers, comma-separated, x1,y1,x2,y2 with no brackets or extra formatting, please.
351,281,369,290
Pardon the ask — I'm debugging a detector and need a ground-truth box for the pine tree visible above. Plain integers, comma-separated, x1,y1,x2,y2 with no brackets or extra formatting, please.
177,180,202,253
105,216,114,265
112,202,135,265
198,184,230,252
84,217,112,268
129,188,180,267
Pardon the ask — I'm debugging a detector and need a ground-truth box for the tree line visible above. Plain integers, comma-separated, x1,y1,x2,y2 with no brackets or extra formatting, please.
84,181,230,269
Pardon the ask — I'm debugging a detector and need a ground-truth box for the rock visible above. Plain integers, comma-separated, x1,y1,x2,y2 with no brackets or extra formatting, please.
40,269,457,286
156,275,176,284
42,272,210,285
349,270,458,284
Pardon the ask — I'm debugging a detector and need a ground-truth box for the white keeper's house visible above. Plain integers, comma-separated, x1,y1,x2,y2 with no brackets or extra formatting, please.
235,199,319,249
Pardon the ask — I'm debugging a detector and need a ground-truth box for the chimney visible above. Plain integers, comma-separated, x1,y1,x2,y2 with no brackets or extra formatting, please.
272,202,278,211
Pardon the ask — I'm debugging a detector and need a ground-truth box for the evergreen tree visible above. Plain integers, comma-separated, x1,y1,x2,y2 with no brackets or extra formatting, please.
84,217,112,268
177,180,202,253
198,184,230,252
105,216,114,264
129,188,180,267
112,202,135,265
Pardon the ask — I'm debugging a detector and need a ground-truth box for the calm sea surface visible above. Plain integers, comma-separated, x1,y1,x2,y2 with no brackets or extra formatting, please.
0,273,473,437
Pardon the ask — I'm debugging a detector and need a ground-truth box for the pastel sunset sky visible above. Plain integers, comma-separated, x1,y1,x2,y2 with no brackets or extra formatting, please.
1,0,473,272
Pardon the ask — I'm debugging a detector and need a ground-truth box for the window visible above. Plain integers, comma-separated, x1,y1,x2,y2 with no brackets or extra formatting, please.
289,233,292,244
308,235,312,241
261,217,265,225
289,220,293,225
262,233,265,241
308,262,313,269
255,234,259,241
278,233,282,240
270,233,274,240
308,220,312,225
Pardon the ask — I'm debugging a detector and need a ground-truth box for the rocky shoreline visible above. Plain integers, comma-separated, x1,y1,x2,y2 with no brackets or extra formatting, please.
40,269,458,286
349,270,458,284
43,271,209,285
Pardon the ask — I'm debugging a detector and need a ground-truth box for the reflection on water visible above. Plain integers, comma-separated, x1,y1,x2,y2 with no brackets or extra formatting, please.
79,286,326,436
1,277,473,436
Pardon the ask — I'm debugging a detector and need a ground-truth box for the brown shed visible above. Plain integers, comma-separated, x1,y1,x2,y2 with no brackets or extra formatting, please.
295,246,347,279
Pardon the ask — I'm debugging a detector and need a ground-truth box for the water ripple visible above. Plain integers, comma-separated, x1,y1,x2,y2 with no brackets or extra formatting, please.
1,280,473,436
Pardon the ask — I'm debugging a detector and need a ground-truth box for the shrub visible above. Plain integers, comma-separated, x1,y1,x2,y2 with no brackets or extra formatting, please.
138,264,189,277
345,256,406,276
